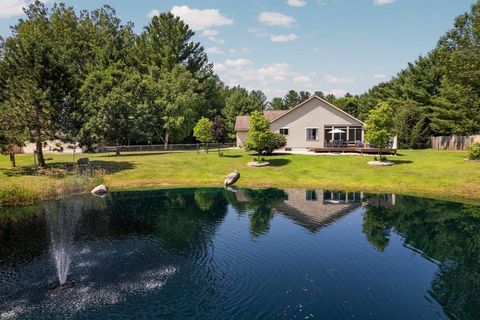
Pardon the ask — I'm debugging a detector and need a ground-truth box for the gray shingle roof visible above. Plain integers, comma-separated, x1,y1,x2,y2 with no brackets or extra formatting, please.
234,110,288,131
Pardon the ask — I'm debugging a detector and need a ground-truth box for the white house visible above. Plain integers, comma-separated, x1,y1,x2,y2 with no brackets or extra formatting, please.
234,95,365,150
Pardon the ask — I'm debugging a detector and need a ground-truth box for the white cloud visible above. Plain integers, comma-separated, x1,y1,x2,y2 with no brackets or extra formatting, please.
294,75,311,84
225,59,252,68
327,89,348,97
257,63,291,82
259,12,295,27
287,0,307,7
146,9,160,18
202,29,218,37
200,29,224,44
213,63,226,72
248,28,269,37
323,74,356,84
0,0,50,18
170,5,233,30
270,33,298,42
206,47,224,55
313,46,321,53
374,73,387,79
373,0,396,5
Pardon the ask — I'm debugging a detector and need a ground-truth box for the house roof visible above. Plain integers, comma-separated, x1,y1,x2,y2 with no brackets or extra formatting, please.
234,110,288,131
234,95,364,132
269,95,365,125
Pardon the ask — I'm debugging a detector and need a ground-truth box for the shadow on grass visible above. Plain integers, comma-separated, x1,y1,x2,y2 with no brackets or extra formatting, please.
98,151,177,157
268,159,291,167
389,159,413,165
1,160,136,177
222,155,242,158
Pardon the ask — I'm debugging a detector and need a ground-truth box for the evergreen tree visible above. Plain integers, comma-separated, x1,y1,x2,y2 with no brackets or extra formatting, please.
283,90,301,109
269,97,286,110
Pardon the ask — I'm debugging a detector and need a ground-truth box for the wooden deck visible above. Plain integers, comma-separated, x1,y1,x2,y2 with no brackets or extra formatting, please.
310,147,397,155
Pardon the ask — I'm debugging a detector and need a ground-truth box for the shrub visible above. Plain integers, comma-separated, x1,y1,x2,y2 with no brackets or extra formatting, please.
244,111,287,160
468,142,480,160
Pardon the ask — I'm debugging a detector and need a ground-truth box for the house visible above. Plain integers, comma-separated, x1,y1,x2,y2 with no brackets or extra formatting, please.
234,95,365,150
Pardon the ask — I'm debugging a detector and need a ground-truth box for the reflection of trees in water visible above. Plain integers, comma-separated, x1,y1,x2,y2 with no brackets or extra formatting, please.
242,189,288,237
362,196,480,320
102,189,229,252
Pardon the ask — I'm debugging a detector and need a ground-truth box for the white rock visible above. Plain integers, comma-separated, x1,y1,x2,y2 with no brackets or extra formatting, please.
91,184,108,195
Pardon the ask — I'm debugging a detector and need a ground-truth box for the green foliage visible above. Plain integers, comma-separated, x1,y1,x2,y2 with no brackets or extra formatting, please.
269,97,286,110
193,117,213,143
365,102,396,154
79,65,143,145
244,111,287,160
222,87,265,136
334,96,360,118
468,142,480,160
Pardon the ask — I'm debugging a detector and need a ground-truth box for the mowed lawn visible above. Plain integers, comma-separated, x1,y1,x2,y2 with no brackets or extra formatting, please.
0,149,479,204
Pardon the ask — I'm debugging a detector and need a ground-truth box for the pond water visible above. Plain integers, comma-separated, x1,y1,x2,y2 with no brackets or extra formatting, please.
0,188,479,319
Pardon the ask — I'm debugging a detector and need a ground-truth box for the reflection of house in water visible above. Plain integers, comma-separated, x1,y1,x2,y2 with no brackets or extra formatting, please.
233,189,397,233
273,190,364,233
363,194,396,208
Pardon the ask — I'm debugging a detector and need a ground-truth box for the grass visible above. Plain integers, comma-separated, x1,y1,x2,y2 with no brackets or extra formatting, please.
0,149,479,205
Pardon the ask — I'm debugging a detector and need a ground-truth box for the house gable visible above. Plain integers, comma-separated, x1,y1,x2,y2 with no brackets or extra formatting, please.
270,95,364,126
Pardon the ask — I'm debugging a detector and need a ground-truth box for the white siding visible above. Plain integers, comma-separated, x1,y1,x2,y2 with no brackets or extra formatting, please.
269,98,363,149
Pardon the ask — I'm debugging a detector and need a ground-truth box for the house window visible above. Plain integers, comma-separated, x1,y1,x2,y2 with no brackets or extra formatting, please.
306,190,317,201
279,128,289,136
348,126,363,143
306,128,318,141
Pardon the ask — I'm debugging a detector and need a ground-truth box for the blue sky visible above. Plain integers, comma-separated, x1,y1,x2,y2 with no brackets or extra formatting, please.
0,0,475,98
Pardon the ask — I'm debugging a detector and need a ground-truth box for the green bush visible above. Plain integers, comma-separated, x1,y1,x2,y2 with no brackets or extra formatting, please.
468,142,480,160
244,111,287,160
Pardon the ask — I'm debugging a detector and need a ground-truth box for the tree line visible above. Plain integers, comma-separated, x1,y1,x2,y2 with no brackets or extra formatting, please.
1,1,480,166
0,1,274,166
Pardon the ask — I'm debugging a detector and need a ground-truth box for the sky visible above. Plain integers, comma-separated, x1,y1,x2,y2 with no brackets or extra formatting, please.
0,0,475,99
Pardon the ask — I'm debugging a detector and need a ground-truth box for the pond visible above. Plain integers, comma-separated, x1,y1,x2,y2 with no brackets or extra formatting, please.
0,188,479,319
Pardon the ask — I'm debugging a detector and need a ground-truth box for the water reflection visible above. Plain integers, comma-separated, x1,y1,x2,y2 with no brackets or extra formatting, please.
362,195,480,319
0,188,479,319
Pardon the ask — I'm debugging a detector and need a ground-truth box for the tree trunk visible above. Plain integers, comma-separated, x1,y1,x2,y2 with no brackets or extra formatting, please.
33,103,46,167
36,139,45,167
9,150,16,167
164,131,169,150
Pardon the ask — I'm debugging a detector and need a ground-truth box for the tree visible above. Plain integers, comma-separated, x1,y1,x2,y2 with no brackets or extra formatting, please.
314,91,326,99
0,2,78,167
334,96,360,118
137,12,208,75
299,91,311,102
365,102,396,159
283,90,301,109
79,65,143,147
222,87,262,136
409,114,432,149
325,94,336,103
193,117,213,153
244,111,287,161
148,66,203,148
211,116,228,156
269,97,285,110
249,90,268,110
211,116,228,142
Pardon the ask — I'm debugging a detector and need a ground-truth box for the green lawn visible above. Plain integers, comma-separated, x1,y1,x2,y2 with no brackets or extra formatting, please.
1,149,479,205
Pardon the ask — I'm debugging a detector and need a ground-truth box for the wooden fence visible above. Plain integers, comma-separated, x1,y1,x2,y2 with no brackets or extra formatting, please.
430,135,480,150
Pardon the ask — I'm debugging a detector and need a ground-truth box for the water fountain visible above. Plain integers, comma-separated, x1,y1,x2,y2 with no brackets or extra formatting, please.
44,199,80,290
